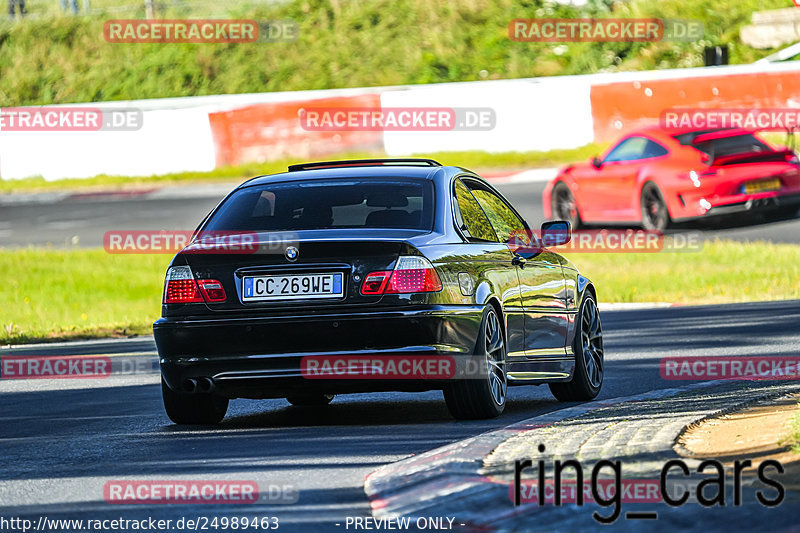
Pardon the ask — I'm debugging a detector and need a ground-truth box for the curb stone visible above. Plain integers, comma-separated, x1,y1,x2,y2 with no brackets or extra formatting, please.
364,380,800,531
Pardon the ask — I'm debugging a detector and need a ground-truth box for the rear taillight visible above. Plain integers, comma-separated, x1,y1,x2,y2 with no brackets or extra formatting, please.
361,256,442,295
360,271,392,295
385,256,442,293
163,266,226,303
197,279,226,302
164,266,202,303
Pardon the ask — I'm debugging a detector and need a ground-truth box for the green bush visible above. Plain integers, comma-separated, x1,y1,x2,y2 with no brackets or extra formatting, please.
0,0,790,106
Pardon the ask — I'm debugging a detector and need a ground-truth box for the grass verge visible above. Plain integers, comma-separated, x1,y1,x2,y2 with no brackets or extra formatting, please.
0,144,606,194
2,240,799,345
1,249,166,344
564,239,800,304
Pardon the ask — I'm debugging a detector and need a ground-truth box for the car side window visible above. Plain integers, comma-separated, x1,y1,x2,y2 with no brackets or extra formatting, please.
643,140,668,158
467,185,527,243
453,179,497,241
604,136,649,162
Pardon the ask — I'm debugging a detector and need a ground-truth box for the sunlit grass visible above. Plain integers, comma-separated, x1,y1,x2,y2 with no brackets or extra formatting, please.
1,248,167,344
2,240,799,344
791,403,800,454
564,239,800,304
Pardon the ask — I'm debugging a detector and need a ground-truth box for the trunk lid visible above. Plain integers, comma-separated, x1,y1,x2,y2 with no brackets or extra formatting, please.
178,229,425,314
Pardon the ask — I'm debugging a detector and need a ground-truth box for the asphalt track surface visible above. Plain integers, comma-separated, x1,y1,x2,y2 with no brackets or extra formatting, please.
2,300,799,532
1,181,800,248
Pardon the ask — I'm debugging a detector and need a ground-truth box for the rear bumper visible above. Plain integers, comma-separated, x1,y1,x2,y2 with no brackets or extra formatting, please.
154,305,483,398
705,192,800,217
672,190,800,221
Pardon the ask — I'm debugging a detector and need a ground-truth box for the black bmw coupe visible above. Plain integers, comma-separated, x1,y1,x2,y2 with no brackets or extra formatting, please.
154,159,603,424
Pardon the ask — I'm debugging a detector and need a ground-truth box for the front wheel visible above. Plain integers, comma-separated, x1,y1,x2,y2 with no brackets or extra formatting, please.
549,293,604,401
161,377,228,425
444,306,507,419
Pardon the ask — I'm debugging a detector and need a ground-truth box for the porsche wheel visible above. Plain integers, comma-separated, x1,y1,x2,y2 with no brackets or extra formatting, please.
640,183,670,231
551,182,582,229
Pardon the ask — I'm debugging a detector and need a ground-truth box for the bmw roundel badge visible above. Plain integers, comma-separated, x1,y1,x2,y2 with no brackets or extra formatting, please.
285,246,299,262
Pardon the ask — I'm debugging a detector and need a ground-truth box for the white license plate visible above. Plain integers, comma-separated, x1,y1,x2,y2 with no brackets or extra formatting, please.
242,273,344,301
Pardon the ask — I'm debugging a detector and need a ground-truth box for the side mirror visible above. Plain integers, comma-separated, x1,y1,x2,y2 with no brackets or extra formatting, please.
591,156,603,169
541,220,571,247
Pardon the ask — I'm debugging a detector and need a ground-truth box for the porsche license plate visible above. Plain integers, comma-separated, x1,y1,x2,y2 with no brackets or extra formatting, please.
743,178,781,194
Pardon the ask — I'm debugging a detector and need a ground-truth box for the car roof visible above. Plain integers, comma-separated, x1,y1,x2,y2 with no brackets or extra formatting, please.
238,163,471,190
630,124,692,142
628,124,757,144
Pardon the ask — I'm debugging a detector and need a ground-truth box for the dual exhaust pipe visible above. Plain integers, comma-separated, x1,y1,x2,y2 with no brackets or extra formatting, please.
745,197,778,210
181,377,215,394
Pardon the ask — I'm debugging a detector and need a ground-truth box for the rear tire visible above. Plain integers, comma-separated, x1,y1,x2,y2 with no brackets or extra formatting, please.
161,377,228,425
549,293,603,401
286,393,334,406
551,182,582,229
444,306,507,420
640,183,670,231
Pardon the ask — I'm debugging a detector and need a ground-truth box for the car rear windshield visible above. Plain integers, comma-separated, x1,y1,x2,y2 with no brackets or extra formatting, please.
674,130,771,157
202,178,435,232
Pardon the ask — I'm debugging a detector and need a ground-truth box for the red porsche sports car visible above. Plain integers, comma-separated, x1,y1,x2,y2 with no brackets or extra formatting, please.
543,126,800,230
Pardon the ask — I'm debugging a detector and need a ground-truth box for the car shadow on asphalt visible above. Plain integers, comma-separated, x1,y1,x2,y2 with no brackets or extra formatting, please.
215,390,565,431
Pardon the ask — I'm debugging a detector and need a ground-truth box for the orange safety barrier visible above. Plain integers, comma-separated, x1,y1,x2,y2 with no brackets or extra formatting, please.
208,94,384,167
590,70,800,142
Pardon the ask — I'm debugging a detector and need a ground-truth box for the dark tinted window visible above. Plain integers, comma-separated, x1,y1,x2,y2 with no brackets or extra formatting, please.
675,132,771,157
604,136,667,162
643,140,668,158
203,178,434,231
454,179,497,241
468,186,526,242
